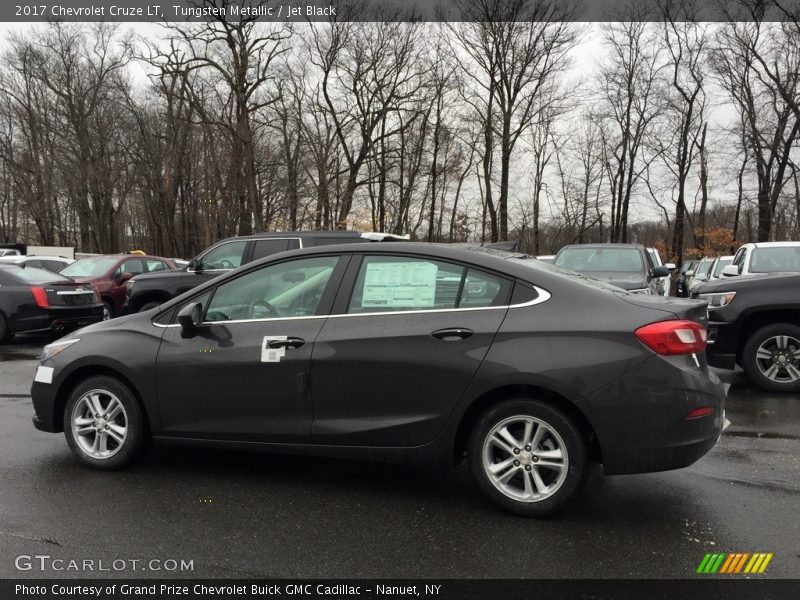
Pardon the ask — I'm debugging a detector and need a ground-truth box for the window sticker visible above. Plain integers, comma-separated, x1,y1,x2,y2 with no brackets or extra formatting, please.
261,336,287,363
362,261,438,308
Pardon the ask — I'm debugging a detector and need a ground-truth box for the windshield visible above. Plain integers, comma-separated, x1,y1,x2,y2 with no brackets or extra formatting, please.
61,257,118,278
712,258,733,278
554,247,644,274
750,247,800,273
2,266,71,284
696,259,713,277
647,249,661,266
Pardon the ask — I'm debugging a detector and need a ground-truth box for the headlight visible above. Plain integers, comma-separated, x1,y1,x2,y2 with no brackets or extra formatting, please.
698,291,736,310
629,288,650,294
41,338,81,362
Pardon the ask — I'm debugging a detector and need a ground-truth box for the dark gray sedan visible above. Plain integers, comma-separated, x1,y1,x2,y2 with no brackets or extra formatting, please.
30,244,725,516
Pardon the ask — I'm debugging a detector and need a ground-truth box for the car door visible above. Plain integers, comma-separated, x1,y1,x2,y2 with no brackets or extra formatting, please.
110,258,146,310
309,253,513,447
155,253,348,442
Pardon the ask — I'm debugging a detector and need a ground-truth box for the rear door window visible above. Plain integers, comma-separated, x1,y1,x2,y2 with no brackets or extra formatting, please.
251,239,301,261
346,256,512,314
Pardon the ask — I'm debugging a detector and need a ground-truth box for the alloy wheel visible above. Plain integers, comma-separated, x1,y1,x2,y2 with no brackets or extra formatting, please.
70,389,128,459
482,415,569,503
755,335,800,383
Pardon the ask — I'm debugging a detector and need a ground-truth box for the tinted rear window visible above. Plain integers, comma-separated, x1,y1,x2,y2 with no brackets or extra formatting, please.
252,239,300,261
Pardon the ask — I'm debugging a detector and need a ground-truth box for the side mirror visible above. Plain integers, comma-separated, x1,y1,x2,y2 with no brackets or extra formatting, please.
665,263,676,271
177,302,203,338
721,265,739,277
686,270,695,277
118,272,134,285
652,266,670,278
188,257,201,272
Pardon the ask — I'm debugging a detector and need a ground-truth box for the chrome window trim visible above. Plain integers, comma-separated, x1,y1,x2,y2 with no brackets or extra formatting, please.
152,286,551,328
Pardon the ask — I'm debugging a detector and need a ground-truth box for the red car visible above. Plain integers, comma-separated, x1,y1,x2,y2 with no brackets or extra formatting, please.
60,255,177,320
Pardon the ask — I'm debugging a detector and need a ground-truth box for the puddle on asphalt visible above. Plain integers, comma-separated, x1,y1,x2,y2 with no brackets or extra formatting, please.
725,430,800,441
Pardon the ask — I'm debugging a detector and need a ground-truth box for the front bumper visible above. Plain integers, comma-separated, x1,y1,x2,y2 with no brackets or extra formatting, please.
705,318,738,370
31,379,60,433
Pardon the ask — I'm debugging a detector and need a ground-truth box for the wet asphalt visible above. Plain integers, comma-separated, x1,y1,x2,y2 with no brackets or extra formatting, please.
0,335,798,579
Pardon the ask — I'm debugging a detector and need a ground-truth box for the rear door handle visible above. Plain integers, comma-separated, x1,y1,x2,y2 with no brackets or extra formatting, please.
267,337,305,349
431,328,474,341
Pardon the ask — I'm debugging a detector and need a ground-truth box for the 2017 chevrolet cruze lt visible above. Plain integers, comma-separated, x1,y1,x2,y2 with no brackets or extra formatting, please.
30,244,725,516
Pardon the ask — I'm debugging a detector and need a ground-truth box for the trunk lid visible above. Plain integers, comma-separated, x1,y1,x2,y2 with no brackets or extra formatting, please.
622,295,709,327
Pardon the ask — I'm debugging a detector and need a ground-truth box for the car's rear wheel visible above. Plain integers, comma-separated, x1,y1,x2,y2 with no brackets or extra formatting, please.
468,399,588,516
63,376,145,469
742,323,800,392
102,301,114,321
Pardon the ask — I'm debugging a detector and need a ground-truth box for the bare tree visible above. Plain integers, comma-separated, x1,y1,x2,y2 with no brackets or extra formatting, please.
446,0,578,241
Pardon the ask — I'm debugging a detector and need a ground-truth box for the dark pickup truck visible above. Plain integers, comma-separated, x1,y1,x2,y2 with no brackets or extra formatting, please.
693,272,800,392
124,231,403,313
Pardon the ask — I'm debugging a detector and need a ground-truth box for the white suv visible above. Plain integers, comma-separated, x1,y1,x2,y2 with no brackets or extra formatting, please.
723,242,800,277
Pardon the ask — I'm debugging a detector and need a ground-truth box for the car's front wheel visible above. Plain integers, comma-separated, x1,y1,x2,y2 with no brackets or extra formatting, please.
102,301,114,321
742,323,800,392
63,376,146,469
138,301,161,312
468,399,588,516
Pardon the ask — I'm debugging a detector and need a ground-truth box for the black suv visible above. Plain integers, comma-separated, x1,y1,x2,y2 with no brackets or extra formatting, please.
125,231,400,313
694,272,800,392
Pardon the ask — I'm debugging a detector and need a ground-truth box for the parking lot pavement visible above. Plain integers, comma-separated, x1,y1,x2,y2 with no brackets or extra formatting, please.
1,337,798,579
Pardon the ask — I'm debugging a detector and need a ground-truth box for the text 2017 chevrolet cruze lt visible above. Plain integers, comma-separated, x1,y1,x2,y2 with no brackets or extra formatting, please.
30,244,725,516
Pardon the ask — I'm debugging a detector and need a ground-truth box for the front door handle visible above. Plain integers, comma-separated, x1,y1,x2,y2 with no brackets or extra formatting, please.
431,328,474,342
267,337,305,349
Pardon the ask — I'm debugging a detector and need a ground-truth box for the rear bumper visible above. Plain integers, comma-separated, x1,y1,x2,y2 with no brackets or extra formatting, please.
11,307,103,336
584,354,726,475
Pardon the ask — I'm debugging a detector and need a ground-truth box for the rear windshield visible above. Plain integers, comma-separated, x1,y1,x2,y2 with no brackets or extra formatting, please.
61,257,118,277
750,247,800,273
509,257,631,296
1,266,71,284
554,247,644,273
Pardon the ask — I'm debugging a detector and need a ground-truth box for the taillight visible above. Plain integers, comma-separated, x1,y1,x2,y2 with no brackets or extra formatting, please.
635,320,707,355
31,286,49,308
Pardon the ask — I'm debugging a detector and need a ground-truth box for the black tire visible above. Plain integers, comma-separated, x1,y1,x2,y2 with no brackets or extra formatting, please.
742,323,800,393
63,376,146,470
102,301,114,320
138,301,161,312
468,398,588,517
0,313,9,343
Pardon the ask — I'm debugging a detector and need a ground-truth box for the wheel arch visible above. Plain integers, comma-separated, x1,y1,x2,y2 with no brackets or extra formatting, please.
452,384,601,467
53,365,151,436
